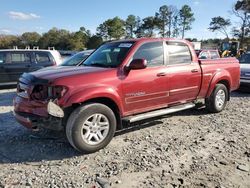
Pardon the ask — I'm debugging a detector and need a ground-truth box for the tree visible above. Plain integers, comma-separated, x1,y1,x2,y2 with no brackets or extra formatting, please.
155,5,168,37
208,16,231,39
141,16,157,37
179,5,195,39
135,17,144,38
0,35,21,49
232,0,250,47
125,15,137,38
155,5,178,37
38,28,72,50
97,17,125,40
21,32,41,47
86,35,103,49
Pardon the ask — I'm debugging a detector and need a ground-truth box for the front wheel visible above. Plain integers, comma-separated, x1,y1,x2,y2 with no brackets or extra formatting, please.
205,84,228,113
66,103,117,153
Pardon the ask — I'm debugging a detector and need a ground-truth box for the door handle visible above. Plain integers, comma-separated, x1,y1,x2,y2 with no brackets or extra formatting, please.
25,65,31,68
157,72,167,77
191,69,199,73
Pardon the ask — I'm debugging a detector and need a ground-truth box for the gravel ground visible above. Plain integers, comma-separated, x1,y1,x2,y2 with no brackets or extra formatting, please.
0,88,249,188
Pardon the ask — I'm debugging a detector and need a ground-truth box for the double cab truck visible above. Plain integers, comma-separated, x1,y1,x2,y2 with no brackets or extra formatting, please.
13,38,240,153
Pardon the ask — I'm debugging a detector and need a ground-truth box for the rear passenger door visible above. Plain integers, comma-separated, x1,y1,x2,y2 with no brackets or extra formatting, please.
3,51,32,83
165,42,201,105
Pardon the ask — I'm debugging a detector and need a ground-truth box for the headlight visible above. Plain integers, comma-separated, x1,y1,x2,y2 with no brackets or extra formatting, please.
48,86,68,99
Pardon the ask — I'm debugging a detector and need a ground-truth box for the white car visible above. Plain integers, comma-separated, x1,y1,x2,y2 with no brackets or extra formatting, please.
239,52,250,88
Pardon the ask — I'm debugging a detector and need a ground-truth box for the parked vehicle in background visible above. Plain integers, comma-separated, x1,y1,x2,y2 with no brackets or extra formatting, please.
196,49,220,59
61,50,94,66
0,49,62,86
238,52,250,90
59,50,78,61
14,38,240,153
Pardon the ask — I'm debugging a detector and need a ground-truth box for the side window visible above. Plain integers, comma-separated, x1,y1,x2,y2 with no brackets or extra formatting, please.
35,52,51,63
133,42,164,67
210,51,219,59
199,52,209,59
167,43,192,65
0,52,5,64
10,52,31,63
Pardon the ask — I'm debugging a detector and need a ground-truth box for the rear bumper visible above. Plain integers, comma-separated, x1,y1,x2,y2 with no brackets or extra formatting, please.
240,79,250,85
13,96,63,130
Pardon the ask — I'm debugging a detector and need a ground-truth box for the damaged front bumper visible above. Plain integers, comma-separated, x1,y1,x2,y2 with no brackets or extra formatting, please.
13,96,64,131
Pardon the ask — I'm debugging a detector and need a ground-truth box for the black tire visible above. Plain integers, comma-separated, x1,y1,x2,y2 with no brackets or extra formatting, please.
66,103,117,153
205,84,228,113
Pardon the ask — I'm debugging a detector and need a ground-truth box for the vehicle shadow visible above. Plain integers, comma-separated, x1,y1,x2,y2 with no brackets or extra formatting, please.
0,90,247,164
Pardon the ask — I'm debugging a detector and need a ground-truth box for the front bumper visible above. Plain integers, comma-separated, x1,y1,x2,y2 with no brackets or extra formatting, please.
13,96,64,131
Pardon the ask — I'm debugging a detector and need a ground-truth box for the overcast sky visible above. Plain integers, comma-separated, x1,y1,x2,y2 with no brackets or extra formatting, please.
0,0,240,39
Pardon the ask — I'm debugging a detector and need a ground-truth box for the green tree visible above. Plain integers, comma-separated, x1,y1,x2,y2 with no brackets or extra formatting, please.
155,5,178,37
86,35,103,49
0,35,21,49
125,15,137,38
208,16,231,39
232,0,250,47
38,28,72,50
141,16,157,37
135,17,144,38
97,17,125,40
179,5,195,39
21,32,41,47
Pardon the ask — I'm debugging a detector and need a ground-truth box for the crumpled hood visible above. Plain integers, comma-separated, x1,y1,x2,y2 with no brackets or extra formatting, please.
31,66,110,81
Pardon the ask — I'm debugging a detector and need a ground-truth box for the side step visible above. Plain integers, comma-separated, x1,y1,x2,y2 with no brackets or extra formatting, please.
123,103,195,123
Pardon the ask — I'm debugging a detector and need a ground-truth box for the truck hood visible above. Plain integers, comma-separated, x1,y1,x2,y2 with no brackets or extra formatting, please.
31,66,111,81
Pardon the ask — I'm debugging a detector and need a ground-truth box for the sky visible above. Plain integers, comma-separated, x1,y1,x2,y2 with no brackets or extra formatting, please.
0,0,240,40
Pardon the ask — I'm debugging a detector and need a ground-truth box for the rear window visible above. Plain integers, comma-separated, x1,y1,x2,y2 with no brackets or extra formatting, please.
167,42,192,65
239,54,250,64
11,52,31,63
210,51,219,59
35,52,51,63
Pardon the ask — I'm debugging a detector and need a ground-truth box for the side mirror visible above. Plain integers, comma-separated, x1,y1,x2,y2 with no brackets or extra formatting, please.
127,59,147,70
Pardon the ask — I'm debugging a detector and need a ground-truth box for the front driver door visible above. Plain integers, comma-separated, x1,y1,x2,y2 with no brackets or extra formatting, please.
122,41,169,116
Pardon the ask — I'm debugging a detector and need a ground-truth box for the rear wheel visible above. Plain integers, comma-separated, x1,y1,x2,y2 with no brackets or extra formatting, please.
206,84,228,113
66,103,116,153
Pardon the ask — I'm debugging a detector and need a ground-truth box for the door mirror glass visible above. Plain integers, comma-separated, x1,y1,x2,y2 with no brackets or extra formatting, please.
128,59,147,70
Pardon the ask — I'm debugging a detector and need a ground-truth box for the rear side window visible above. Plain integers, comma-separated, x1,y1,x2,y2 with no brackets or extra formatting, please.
10,52,31,63
199,51,209,59
210,51,219,59
133,42,164,67
166,42,192,65
0,52,5,64
35,52,51,63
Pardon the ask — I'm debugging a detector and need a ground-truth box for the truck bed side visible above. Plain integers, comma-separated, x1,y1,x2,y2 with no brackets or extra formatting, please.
197,57,240,99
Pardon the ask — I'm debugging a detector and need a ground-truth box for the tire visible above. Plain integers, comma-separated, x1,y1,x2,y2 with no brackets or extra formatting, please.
66,103,117,153
205,84,228,113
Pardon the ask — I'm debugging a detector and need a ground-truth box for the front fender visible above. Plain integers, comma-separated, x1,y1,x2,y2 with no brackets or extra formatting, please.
61,85,124,114
206,70,232,98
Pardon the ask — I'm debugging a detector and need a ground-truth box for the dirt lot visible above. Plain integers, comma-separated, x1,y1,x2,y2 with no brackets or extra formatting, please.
0,88,249,188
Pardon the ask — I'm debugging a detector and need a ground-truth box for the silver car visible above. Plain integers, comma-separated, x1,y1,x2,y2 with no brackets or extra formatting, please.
239,52,250,89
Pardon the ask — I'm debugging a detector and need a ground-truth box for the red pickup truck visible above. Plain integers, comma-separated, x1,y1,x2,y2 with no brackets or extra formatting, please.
13,38,240,153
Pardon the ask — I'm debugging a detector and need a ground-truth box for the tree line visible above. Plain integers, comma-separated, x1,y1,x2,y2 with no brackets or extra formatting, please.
0,4,195,50
0,0,249,50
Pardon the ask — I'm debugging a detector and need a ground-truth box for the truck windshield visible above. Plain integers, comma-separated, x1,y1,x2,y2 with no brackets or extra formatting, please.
82,42,134,68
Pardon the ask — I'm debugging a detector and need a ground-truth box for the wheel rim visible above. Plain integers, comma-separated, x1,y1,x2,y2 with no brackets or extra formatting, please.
81,113,110,145
215,89,226,109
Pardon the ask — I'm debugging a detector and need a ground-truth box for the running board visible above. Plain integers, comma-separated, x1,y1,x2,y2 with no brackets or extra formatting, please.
123,103,195,123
